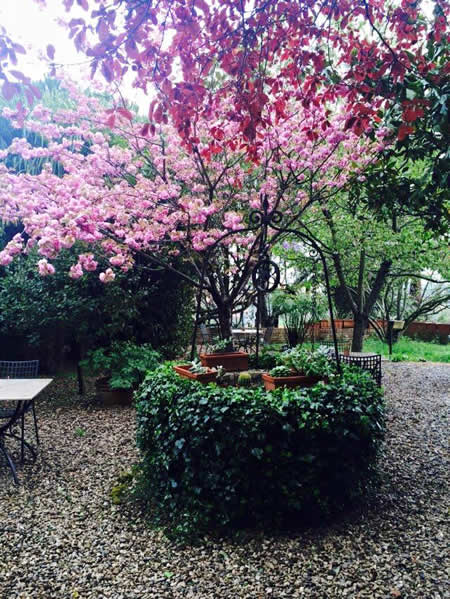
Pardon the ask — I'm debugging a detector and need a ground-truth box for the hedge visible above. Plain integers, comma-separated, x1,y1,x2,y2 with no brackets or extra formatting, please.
134,365,385,540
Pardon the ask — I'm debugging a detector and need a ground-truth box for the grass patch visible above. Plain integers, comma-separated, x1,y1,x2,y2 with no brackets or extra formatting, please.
363,336,449,363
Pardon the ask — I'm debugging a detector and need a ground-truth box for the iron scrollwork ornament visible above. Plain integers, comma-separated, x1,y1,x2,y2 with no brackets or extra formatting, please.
252,254,280,293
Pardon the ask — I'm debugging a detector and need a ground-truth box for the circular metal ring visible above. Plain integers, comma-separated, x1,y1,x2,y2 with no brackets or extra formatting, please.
249,209,263,227
252,256,281,293
270,210,283,225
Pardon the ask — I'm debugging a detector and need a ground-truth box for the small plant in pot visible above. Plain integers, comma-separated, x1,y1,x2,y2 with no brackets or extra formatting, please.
173,359,218,384
200,337,249,372
262,346,336,391
81,341,160,406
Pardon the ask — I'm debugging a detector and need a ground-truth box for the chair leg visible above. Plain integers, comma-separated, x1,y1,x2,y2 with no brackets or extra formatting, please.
31,400,39,445
0,439,19,485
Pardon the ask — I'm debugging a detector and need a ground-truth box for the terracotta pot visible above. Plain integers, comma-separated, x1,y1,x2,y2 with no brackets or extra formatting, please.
200,352,249,372
95,377,133,406
173,364,217,384
261,372,324,391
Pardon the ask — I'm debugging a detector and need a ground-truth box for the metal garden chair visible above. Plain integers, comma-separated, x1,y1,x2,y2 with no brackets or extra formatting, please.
0,360,40,462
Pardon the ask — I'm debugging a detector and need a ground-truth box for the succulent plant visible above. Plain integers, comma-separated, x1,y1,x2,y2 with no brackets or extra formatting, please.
237,371,252,387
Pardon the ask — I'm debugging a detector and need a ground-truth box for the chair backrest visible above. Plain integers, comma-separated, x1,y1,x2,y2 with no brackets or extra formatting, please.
0,360,39,379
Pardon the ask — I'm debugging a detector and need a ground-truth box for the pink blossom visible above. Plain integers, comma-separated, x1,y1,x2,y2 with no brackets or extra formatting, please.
37,259,55,276
69,264,83,279
0,251,13,266
99,268,116,283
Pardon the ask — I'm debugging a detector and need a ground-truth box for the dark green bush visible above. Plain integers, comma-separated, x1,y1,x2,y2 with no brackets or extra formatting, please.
135,365,384,540
81,341,160,389
248,348,280,370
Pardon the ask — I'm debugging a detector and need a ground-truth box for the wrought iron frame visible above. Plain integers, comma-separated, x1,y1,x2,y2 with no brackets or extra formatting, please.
189,194,342,372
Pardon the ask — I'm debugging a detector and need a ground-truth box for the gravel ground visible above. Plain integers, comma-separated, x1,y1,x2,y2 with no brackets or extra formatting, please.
0,362,448,599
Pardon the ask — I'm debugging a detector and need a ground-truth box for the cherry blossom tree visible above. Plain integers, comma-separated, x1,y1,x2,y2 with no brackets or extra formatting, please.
0,78,385,337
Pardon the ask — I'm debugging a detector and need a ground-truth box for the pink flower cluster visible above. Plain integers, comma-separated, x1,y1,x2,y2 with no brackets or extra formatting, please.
0,77,388,281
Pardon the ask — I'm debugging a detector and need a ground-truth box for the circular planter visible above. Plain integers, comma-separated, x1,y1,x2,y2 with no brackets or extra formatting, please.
262,372,325,391
95,377,134,406
200,352,249,372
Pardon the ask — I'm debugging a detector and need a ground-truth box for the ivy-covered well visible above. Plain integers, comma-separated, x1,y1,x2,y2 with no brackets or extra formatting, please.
134,365,385,540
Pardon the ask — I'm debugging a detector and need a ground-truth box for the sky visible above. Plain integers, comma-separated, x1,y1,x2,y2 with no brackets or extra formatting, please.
0,0,149,112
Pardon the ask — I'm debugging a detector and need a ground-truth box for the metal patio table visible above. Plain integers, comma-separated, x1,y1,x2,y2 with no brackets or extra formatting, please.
0,378,52,484
232,329,259,352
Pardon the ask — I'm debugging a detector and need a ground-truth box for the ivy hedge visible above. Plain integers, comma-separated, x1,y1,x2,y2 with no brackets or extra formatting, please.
134,365,385,540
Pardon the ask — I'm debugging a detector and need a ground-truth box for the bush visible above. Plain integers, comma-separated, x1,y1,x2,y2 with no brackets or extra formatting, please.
134,365,385,540
248,347,281,370
81,341,160,389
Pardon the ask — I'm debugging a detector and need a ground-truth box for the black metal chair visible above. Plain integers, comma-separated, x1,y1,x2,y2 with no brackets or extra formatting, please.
340,353,382,386
317,337,351,354
0,360,40,462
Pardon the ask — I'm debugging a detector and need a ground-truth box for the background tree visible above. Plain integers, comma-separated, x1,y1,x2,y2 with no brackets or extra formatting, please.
281,190,449,351
371,276,450,344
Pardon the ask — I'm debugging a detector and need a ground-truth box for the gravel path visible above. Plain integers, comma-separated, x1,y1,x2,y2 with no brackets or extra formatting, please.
1,363,448,598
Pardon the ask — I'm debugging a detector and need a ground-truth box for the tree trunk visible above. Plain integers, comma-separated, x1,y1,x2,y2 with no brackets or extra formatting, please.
352,313,369,352
216,302,233,339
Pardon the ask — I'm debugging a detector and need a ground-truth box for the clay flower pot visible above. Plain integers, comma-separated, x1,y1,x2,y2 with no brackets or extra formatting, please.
95,376,134,406
173,364,217,384
261,372,324,391
200,352,249,372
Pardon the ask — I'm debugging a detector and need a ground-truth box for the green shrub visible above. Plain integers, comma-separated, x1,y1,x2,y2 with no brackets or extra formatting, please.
248,348,280,370
81,341,160,389
134,365,385,540
268,365,292,377
279,345,337,377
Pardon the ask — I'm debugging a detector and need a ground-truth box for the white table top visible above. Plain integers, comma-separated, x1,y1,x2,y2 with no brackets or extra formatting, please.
232,329,258,334
0,379,53,401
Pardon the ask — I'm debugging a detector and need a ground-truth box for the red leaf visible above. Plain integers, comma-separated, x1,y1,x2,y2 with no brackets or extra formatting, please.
344,116,357,131
105,114,116,128
12,43,26,54
2,81,17,101
398,124,414,141
97,20,109,42
153,104,164,123
9,70,26,82
46,45,55,60
117,107,133,120
75,29,86,51
148,99,157,122
140,123,150,136
403,108,424,122
101,61,113,82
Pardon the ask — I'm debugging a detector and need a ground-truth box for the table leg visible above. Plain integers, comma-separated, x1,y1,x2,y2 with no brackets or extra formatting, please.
0,438,19,484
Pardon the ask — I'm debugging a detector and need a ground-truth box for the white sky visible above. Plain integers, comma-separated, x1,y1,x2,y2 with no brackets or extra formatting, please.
0,0,150,112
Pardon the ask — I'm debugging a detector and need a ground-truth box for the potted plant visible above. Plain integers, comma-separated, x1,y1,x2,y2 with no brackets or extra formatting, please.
200,337,249,371
173,359,218,384
81,341,160,406
262,346,335,391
